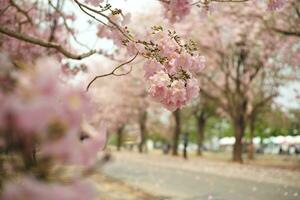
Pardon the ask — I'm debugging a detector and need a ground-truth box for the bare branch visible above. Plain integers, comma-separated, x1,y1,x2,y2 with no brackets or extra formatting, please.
86,52,139,91
73,0,133,42
0,5,10,16
192,0,249,6
10,0,33,25
271,27,300,37
0,26,96,60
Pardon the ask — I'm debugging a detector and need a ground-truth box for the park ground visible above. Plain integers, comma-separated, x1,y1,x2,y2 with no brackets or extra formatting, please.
92,150,300,200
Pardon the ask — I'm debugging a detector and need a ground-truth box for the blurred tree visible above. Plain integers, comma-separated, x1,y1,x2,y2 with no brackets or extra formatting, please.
192,96,217,156
188,4,286,162
138,110,148,153
172,109,181,156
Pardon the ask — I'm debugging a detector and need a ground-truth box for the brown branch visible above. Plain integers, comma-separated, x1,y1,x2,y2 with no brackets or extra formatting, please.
86,52,139,91
271,27,300,37
10,0,33,25
73,0,133,42
252,93,277,115
262,16,300,38
192,0,249,6
0,5,10,16
211,0,249,2
0,26,96,60
48,0,92,50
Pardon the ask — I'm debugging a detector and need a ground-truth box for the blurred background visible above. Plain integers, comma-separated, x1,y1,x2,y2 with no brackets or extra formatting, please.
0,0,300,200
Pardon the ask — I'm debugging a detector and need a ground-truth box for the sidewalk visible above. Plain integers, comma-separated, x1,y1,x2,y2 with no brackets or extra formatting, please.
105,150,300,188
91,172,163,200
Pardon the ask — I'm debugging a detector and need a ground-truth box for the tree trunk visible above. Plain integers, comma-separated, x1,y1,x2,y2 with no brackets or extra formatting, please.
116,125,124,151
232,115,245,163
138,111,147,153
247,118,255,160
196,112,206,156
172,109,181,156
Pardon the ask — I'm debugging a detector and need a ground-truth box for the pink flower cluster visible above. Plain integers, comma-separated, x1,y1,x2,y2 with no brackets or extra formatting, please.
140,31,205,111
0,0,76,61
97,12,131,47
267,0,287,11
0,57,107,166
162,0,192,23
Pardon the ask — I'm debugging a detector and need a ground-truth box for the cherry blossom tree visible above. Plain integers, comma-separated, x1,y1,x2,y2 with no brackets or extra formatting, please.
159,0,288,23
184,3,287,162
0,0,291,198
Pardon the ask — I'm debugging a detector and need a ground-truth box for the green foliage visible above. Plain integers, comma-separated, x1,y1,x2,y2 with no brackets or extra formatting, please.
107,133,118,145
148,131,168,143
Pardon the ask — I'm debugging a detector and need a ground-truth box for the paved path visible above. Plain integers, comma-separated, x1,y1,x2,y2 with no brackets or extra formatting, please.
102,152,300,200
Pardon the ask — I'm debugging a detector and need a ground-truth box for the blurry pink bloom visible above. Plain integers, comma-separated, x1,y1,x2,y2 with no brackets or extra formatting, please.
267,0,286,11
84,0,103,6
166,59,179,75
97,24,111,38
149,85,169,102
163,0,192,23
80,121,107,165
186,78,199,100
144,60,164,79
191,55,206,72
162,94,177,111
141,29,205,111
148,71,171,101
149,70,172,86
172,53,193,70
126,41,138,56
122,13,131,26
41,122,107,166
169,80,187,107
198,3,218,19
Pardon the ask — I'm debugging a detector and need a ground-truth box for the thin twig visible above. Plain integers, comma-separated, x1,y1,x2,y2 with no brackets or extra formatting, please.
10,0,33,25
86,52,139,91
73,0,133,42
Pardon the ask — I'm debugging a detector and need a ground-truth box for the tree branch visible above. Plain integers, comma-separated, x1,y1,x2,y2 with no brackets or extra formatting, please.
86,52,139,91
0,26,96,60
10,0,33,25
271,27,300,37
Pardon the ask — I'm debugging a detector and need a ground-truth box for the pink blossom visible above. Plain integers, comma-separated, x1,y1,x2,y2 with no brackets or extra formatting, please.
191,55,206,72
84,0,104,6
122,13,131,26
169,53,193,71
186,78,199,100
163,0,192,23
154,33,179,58
41,122,107,166
148,71,171,101
126,41,138,56
141,29,205,111
198,3,218,19
169,80,187,108
267,0,287,11
149,85,169,102
166,59,180,75
144,60,164,79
